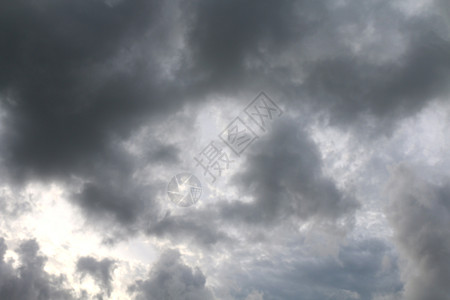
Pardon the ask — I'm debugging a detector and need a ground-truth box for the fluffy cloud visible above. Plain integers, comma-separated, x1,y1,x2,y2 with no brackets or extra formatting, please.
0,238,75,300
129,249,214,300
76,256,116,298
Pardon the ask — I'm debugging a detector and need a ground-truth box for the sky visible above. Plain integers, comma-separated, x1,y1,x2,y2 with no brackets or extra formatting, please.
0,0,450,299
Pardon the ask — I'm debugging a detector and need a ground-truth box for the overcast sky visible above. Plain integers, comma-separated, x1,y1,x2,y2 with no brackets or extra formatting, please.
0,0,450,299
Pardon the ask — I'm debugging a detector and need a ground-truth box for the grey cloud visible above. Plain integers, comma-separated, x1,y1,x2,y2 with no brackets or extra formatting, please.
221,117,359,226
185,0,450,134
0,0,195,245
0,0,448,241
70,160,164,244
74,180,149,227
0,238,75,300
0,0,184,184
303,26,450,134
146,209,234,249
386,165,450,300
76,256,116,298
185,0,327,90
146,144,181,165
144,117,359,249
217,238,402,300
0,3,449,300
129,249,214,300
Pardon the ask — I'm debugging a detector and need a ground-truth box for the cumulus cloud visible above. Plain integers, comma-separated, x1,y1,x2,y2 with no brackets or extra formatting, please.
0,238,74,300
129,249,214,300
76,256,116,298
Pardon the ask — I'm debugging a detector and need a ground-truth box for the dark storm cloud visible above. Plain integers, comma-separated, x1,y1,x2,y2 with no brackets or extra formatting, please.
0,0,181,182
221,117,359,225
0,0,449,298
76,181,144,225
69,146,166,244
0,0,195,243
76,256,116,298
185,0,327,91
386,165,450,300
303,26,450,133
128,249,214,300
1,0,445,182
185,0,450,133
74,176,152,228
0,0,447,173
147,0,449,251
0,238,75,300
1,0,449,264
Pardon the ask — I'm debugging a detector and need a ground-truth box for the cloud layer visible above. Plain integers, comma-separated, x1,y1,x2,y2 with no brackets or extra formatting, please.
0,0,449,299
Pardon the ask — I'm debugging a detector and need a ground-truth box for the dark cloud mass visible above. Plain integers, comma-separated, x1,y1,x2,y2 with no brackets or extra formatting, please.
0,0,182,182
185,0,450,133
0,238,75,300
186,0,326,88
76,256,116,298
0,0,449,299
304,29,450,133
223,118,359,225
2,0,449,186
